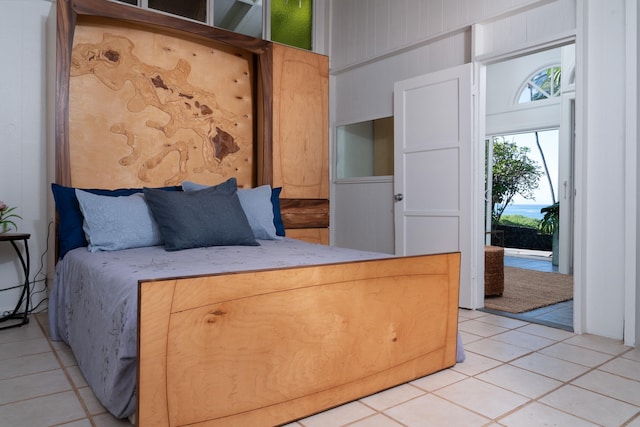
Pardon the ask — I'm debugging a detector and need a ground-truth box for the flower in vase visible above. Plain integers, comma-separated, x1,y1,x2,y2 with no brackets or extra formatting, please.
0,201,21,233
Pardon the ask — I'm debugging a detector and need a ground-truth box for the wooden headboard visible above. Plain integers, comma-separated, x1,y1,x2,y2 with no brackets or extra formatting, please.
55,0,329,243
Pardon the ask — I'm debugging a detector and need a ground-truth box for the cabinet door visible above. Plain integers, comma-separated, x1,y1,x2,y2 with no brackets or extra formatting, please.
272,43,329,199
271,44,329,242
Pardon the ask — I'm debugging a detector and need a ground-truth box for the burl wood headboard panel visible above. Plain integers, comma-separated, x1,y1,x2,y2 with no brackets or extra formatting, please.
55,0,273,189
55,0,330,244
69,20,255,188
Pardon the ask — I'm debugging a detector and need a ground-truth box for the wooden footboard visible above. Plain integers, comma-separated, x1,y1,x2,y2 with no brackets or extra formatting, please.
137,252,460,426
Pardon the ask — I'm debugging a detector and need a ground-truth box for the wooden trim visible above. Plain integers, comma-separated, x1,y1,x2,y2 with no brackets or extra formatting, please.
55,0,76,185
257,44,273,186
280,198,329,229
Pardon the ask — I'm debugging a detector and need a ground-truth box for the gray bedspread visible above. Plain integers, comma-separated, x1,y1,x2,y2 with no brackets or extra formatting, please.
48,239,391,419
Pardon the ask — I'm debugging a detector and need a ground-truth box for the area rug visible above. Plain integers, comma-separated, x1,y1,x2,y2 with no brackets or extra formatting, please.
484,266,573,313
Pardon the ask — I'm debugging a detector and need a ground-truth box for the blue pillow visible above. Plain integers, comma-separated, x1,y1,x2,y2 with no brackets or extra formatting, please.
51,183,181,259
271,187,285,237
182,181,285,238
182,181,280,240
75,190,162,252
144,180,259,251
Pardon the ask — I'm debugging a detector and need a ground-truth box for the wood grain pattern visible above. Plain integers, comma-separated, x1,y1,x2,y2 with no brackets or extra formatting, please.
272,44,329,199
280,198,330,229
56,0,272,189
138,252,460,426
69,20,255,188
56,0,329,243
286,228,330,245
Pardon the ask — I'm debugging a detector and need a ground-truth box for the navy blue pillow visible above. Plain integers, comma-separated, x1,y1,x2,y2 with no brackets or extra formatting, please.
143,179,259,251
182,181,285,237
51,183,181,259
271,187,285,237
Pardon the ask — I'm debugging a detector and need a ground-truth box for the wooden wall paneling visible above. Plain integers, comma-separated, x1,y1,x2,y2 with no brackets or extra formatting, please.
272,43,329,199
55,0,272,189
56,0,330,242
280,198,329,229
286,229,329,245
68,18,256,189
55,0,77,185
271,43,330,241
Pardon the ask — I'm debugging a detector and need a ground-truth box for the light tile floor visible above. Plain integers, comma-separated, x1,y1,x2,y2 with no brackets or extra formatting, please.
1,310,639,426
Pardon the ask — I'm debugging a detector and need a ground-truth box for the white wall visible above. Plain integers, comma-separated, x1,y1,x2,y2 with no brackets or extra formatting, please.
636,0,640,348
576,0,634,340
330,0,548,73
330,0,638,343
485,48,562,135
330,0,574,255
336,122,375,178
0,0,53,315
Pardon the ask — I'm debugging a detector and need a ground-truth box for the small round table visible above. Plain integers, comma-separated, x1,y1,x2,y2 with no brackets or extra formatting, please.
0,233,31,329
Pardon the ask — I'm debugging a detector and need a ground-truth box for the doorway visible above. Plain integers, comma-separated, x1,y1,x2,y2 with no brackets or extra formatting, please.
482,46,575,331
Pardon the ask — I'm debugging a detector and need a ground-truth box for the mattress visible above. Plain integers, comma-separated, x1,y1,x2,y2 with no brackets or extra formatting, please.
48,238,391,418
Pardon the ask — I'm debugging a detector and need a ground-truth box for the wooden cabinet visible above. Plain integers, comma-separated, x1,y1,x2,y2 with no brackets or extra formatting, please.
271,43,329,243
55,0,329,245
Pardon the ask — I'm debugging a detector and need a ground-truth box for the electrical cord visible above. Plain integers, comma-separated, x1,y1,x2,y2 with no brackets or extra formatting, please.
27,220,53,314
0,220,53,317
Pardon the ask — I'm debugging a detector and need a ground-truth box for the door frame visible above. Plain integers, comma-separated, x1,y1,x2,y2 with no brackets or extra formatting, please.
473,38,579,330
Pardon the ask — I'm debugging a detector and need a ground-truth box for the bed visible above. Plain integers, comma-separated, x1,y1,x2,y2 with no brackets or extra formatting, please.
49,0,462,425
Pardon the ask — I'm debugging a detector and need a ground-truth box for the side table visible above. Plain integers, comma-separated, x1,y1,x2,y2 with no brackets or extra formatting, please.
484,245,504,297
0,233,31,329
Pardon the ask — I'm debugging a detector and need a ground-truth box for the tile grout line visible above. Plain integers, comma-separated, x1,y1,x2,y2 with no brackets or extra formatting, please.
0,320,78,411
4,310,635,427
465,315,640,426
34,313,98,427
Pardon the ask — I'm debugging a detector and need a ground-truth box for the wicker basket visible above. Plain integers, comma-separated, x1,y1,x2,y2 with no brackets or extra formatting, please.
484,245,504,296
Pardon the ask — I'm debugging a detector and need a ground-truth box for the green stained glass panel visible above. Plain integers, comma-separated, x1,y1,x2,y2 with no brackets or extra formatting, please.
271,0,312,50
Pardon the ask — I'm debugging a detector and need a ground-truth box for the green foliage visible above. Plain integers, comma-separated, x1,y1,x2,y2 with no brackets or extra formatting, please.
0,201,21,232
498,214,540,229
539,202,559,235
491,137,542,223
528,66,562,101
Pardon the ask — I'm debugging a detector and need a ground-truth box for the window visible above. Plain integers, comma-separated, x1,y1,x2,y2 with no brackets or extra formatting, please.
114,0,313,50
518,66,561,103
336,117,394,179
215,0,263,38
148,0,207,22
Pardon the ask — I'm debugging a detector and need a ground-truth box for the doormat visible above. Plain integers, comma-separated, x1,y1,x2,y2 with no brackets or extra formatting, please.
484,266,573,314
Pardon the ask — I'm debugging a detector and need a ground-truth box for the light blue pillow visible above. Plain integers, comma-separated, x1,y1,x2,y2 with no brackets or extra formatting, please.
75,189,162,252
182,181,281,240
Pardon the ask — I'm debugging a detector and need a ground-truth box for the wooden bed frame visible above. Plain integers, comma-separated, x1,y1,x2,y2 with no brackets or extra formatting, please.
138,254,460,426
53,0,461,425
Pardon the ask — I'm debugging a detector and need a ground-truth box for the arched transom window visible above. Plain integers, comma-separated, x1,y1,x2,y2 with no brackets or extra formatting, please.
518,66,562,103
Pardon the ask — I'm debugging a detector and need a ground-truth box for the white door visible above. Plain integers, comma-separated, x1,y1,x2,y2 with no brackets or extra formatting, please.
394,63,474,308
558,44,576,275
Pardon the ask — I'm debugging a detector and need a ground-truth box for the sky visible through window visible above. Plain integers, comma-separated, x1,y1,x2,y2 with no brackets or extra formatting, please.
501,129,559,206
